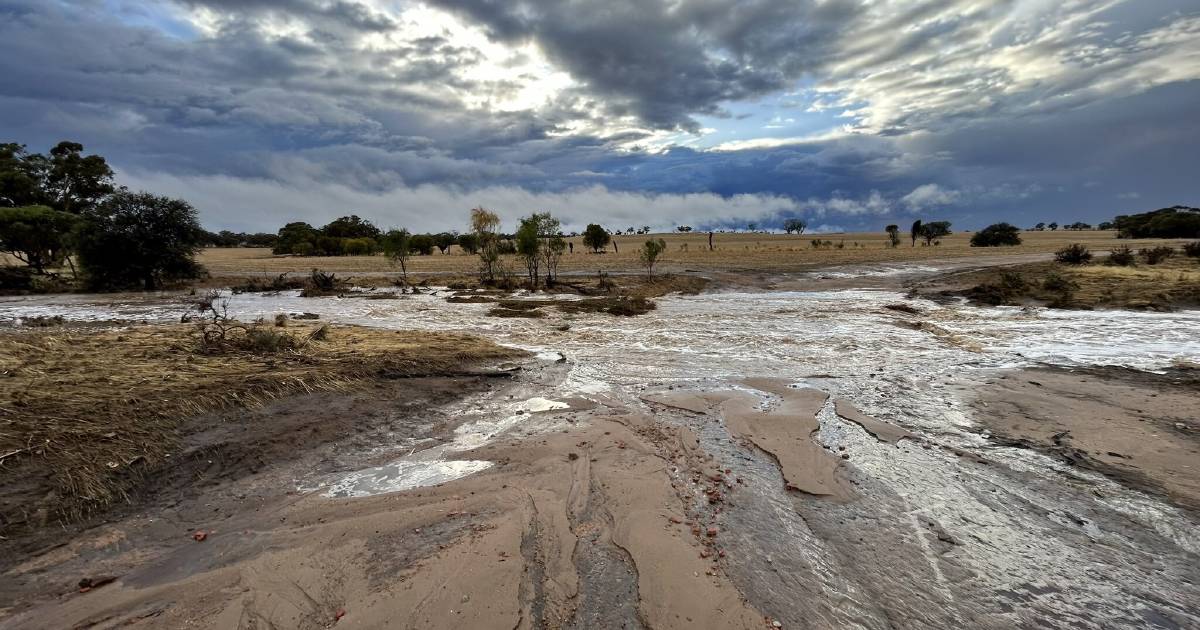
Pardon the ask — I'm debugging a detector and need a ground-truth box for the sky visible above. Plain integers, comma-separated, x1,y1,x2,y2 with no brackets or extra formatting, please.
1,0,1197,233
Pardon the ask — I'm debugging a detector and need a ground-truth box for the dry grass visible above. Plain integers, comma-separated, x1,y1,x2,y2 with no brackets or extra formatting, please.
197,231,1191,278
0,323,522,530
960,256,1200,310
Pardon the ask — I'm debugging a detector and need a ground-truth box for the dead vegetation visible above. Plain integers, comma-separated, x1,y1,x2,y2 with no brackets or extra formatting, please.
0,322,523,535
453,273,706,318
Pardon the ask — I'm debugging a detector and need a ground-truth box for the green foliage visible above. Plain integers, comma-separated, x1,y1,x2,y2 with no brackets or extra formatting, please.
918,221,952,245
273,221,319,254
1139,246,1175,265
0,141,114,213
639,238,667,277
1113,206,1200,239
1054,243,1092,265
910,220,922,246
321,215,381,239
409,234,435,255
457,232,480,254
75,191,206,290
381,229,412,283
970,222,1022,247
342,237,378,256
1107,245,1136,266
515,215,542,287
434,232,457,254
583,223,611,252
0,205,80,273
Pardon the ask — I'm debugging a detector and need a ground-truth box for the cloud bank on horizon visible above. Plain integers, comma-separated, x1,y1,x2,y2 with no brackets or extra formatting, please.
1,0,1197,232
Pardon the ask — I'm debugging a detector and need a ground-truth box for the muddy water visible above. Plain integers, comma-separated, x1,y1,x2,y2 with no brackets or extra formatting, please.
3,285,1200,628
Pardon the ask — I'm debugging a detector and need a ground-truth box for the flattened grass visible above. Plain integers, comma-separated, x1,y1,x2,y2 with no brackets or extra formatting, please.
0,323,521,531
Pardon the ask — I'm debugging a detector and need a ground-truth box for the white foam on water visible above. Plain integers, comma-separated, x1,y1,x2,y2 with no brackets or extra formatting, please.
323,459,493,498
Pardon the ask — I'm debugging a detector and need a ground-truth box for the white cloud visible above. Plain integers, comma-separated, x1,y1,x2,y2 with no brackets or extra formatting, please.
118,170,804,233
902,184,960,210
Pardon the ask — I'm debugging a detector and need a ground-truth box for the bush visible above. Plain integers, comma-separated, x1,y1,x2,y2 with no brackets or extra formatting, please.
1140,246,1175,265
1041,271,1078,293
1184,242,1200,258
970,223,1022,247
1054,244,1092,265
1106,246,1136,266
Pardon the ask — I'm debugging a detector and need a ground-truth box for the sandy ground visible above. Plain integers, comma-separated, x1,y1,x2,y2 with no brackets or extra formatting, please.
2,254,1199,629
970,366,1200,512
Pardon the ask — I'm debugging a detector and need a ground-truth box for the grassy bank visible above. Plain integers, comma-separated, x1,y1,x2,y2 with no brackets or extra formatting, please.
0,322,522,534
954,250,1200,310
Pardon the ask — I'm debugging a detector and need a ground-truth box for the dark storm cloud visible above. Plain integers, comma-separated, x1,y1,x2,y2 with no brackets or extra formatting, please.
426,0,859,131
0,0,1196,232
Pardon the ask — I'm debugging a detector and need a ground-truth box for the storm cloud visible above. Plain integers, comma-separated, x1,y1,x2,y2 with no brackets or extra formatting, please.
1,0,1196,232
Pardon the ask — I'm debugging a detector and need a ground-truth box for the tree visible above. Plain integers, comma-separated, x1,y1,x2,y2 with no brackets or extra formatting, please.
885,224,900,247
434,232,457,254
322,215,381,239
470,207,502,283
0,205,80,273
409,234,435,255
75,191,205,290
274,221,319,254
970,222,1022,247
457,232,480,254
45,142,116,214
582,223,611,253
1048,222,1059,231
1,141,115,213
676,225,693,232
639,238,667,277
1113,206,1200,238
1035,222,1046,231
515,215,542,288
919,221,952,245
783,219,807,235
530,213,565,285
747,222,757,232
910,220,922,246
381,229,412,285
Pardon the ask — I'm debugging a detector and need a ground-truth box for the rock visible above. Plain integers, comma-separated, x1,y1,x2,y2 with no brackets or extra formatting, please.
706,526,718,537
191,530,207,542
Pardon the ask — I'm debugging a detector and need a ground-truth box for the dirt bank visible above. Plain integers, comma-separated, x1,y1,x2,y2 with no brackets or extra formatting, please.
970,366,1200,512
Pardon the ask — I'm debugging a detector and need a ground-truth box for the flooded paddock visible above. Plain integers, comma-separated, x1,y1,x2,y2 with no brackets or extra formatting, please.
3,282,1199,629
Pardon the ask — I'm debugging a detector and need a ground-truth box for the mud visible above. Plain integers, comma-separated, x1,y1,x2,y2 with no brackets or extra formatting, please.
2,259,1200,629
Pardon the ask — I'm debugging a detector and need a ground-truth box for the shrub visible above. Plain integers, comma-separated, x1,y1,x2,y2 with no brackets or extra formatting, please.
1140,246,1175,265
970,223,1022,247
1054,244,1092,265
1106,246,1136,266
1183,241,1200,258
1041,272,1078,293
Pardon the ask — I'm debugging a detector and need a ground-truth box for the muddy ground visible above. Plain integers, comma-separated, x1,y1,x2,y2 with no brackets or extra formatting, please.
2,259,1199,629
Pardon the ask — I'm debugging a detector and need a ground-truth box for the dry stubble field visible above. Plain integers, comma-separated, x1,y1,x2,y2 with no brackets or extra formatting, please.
198,230,1190,278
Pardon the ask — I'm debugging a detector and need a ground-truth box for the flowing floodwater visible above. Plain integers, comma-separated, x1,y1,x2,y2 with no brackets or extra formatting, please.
3,284,1199,628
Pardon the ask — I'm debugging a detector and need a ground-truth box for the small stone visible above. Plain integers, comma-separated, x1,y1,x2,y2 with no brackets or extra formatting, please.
706,526,718,537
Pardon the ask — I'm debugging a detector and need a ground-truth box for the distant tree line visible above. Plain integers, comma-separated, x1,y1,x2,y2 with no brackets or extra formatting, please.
1113,206,1200,239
